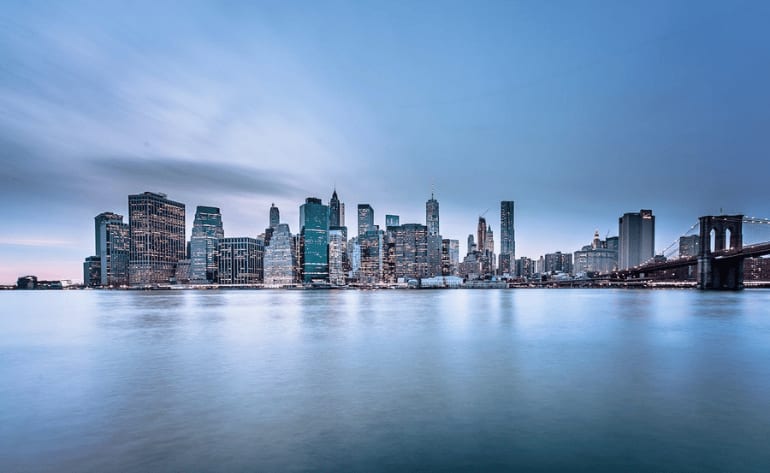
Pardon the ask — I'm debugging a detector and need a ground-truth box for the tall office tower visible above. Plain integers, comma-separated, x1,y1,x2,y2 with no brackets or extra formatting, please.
328,228,346,286
340,203,345,227
394,223,429,280
427,234,443,277
92,212,129,286
128,192,185,285
190,206,224,283
358,204,374,237
269,203,280,228
477,217,487,252
500,201,515,275
441,239,460,276
217,237,263,285
359,229,383,284
679,235,700,258
386,214,400,228
299,197,330,283
484,225,496,274
467,234,476,255
347,236,361,280
264,223,296,286
426,193,439,236
618,209,655,269
329,189,342,228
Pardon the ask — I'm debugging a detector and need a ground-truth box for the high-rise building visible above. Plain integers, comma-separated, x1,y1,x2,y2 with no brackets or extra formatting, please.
91,212,129,286
329,189,342,228
386,214,400,228
426,193,439,236
359,229,383,284
467,234,476,255
190,206,224,283
347,236,361,280
217,237,263,285
300,197,330,282
358,204,374,237
441,239,460,276
128,192,185,285
500,201,515,275
427,234,443,277
618,209,655,269
394,224,429,280
264,223,296,286
477,217,487,253
328,228,346,286
269,203,280,228
679,235,700,258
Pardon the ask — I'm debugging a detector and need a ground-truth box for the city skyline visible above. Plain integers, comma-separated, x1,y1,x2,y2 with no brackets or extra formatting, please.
3,1,770,283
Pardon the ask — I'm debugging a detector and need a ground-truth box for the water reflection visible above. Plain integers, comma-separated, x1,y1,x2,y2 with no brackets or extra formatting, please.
1,289,769,472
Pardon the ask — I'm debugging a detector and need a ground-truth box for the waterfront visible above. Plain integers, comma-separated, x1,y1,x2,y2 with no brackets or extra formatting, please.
1,290,769,472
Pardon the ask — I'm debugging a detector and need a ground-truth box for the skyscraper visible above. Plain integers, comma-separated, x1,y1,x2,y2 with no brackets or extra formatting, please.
217,237,263,285
328,228,346,286
329,189,342,228
618,209,655,269
92,212,129,286
359,229,383,284
128,192,185,285
500,201,515,275
269,203,280,228
394,223,429,280
190,206,224,283
426,193,439,236
477,217,487,252
264,223,296,286
300,197,330,282
441,239,460,276
358,204,374,237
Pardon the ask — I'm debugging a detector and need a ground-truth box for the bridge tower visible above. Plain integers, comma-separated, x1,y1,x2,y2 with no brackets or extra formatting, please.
697,215,744,290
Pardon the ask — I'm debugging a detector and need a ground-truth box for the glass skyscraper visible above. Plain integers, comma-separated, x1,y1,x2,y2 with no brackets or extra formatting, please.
500,201,515,275
190,206,224,283
357,204,374,237
128,192,186,286
264,223,296,286
394,223,429,280
300,197,330,283
618,209,655,269
426,193,439,236
92,212,129,287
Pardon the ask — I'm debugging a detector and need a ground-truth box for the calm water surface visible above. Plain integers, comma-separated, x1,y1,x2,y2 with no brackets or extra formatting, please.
1,289,769,472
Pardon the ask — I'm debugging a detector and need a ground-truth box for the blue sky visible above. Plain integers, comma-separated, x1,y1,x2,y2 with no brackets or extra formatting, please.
1,0,769,283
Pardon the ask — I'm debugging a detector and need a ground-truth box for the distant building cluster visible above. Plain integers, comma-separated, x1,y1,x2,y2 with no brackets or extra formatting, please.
81,189,504,288
75,189,701,288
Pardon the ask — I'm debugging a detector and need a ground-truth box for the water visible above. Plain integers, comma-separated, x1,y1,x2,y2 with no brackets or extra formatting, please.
1,289,769,472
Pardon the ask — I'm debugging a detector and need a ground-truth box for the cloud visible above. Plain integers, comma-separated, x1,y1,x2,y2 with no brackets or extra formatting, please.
90,155,302,198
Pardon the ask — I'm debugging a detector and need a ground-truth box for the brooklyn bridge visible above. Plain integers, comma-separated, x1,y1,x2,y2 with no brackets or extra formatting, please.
613,214,770,290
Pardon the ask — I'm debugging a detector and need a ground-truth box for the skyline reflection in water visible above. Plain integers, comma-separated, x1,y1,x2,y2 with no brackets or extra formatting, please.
1,289,769,472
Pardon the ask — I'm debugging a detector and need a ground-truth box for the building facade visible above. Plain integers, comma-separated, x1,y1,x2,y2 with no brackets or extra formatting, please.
263,223,296,286
394,223,429,280
328,228,346,286
573,231,618,275
217,237,263,285
357,204,374,237
300,197,329,282
500,201,515,275
92,212,130,286
128,192,186,285
190,206,224,283
618,209,655,269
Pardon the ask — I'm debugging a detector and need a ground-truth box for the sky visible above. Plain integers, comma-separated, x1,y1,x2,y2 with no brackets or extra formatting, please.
1,0,770,284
